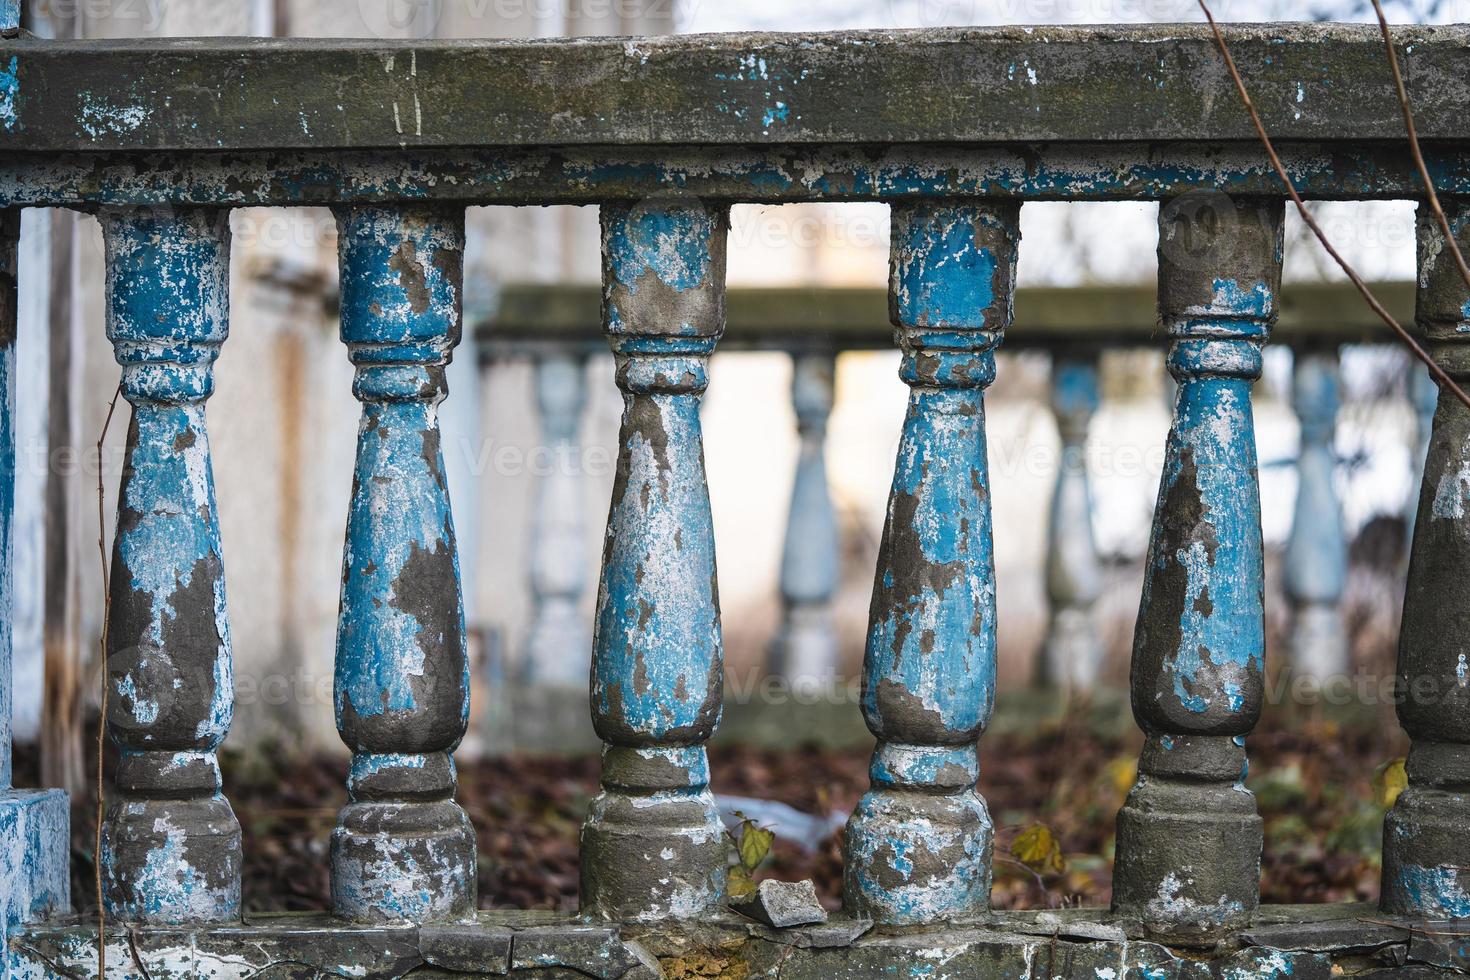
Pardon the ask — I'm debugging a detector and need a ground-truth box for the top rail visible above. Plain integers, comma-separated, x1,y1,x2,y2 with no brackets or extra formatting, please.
3,24,1470,206
3,25,1470,152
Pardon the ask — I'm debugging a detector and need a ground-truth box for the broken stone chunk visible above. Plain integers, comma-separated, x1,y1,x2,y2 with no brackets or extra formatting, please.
730,878,828,929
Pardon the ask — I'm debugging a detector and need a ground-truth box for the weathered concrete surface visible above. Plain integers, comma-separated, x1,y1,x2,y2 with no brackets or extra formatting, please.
331,204,475,923
99,206,241,925
4,26,1470,153
1113,196,1284,945
1382,197,1470,919
8,906,1466,978
582,200,729,923
8,143,1470,209
844,201,1018,926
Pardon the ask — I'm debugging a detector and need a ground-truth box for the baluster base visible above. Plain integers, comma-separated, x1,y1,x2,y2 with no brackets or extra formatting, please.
330,799,476,923
101,796,242,924
1381,741,1470,918
1381,788,1470,917
843,786,992,925
1112,737,1260,945
580,746,726,922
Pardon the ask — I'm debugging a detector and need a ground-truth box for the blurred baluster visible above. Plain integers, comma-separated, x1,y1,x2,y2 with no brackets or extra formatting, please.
1039,354,1105,693
1284,349,1348,680
581,199,729,922
0,209,68,938
769,350,840,694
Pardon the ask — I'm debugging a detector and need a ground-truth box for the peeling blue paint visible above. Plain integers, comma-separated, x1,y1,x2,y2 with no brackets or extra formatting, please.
1144,325,1267,718
0,57,17,134
603,206,712,296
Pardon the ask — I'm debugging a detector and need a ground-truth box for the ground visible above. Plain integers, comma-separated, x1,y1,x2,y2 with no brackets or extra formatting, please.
16,699,1400,917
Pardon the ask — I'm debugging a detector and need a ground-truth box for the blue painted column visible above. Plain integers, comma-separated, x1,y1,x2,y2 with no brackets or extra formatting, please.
330,205,475,923
1284,349,1348,681
1382,199,1470,918
769,351,840,693
98,207,240,923
0,209,67,942
581,200,728,922
843,200,1018,925
1039,354,1105,693
1112,195,1283,944
523,351,590,687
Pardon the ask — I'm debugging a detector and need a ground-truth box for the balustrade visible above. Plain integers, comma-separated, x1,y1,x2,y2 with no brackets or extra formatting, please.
770,352,841,692
3,19,1470,977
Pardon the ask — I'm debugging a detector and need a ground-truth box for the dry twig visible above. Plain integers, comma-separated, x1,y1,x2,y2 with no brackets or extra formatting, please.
1371,0,1470,294
1196,0,1470,412
95,383,121,980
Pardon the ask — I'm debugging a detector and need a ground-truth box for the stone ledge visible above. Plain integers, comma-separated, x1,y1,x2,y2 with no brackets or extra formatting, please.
9,904,1468,979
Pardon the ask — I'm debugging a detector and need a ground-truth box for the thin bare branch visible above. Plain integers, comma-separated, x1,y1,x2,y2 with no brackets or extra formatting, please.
95,383,120,980
1196,0,1470,412
1371,0,1470,294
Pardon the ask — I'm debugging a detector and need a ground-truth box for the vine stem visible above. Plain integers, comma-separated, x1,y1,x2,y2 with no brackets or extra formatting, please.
94,383,120,980
1196,0,1470,411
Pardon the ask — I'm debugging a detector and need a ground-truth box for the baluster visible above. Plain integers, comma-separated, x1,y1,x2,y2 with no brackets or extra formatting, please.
1382,200,1470,918
843,200,1018,924
330,205,475,923
770,351,840,693
1112,195,1283,943
1039,354,1104,693
1284,349,1347,681
98,207,241,923
0,210,68,937
581,199,729,922
523,351,591,687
